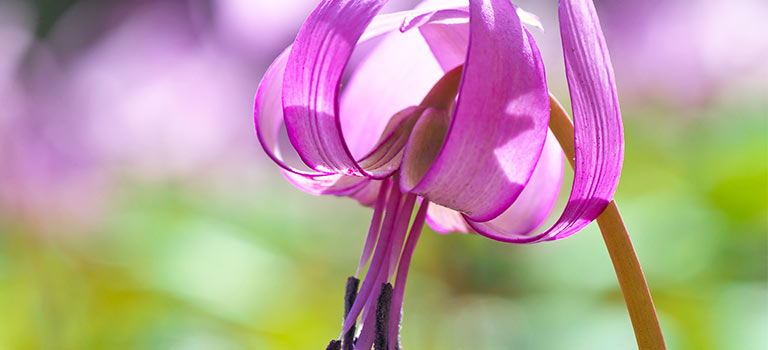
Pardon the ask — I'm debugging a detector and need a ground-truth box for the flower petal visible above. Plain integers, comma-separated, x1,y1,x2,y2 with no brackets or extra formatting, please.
282,0,388,176
281,171,370,197
400,0,550,222
347,179,385,207
425,203,471,234
401,5,542,72
356,106,427,179
400,5,543,34
254,48,369,195
466,130,564,238
418,21,469,72
340,28,442,159
541,0,623,240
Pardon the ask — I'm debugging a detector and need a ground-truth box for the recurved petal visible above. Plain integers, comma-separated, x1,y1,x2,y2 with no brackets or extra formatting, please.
537,0,623,240
282,171,370,197
425,203,471,234
401,0,550,222
467,130,564,240
340,27,443,160
282,0,389,176
470,0,625,243
254,47,367,195
348,179,385,207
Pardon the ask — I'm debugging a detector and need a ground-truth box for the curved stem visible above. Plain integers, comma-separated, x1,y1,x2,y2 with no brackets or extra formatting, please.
549,94,666,349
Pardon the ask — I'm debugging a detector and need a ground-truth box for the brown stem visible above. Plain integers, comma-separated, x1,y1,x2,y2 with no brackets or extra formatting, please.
549,94,666,349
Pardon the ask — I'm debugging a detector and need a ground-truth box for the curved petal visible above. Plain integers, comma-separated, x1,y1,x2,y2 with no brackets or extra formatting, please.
425,203,471,234
472,0,624,243
541,0,623,240
400,5,543,34
281,171,370,197
356,106,427,178
282,0,389,176
400,0,550,222
340,28,442,159
467,130,564,238
418,21,469,72
255,48,321,177
254,48,368,195
348,179,385,207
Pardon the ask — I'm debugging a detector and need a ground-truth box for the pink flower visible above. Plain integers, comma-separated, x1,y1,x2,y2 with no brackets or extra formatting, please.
254,0,623,348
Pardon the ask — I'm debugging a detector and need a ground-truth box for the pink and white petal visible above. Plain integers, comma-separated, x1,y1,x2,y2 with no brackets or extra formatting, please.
418,22,469,72
425,203,471,234
348,179,385,207
401,0,550,222
281,170,369,196
467,130,564,240
340,2,475,159
340,29,442,159
517,6,544,31
408,8,542,73
400,6,469,72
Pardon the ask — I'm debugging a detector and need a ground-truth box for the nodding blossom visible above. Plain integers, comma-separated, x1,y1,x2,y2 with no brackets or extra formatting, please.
254,0,623,348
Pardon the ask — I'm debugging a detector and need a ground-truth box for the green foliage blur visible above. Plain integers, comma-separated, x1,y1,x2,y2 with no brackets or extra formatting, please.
0,1,765,349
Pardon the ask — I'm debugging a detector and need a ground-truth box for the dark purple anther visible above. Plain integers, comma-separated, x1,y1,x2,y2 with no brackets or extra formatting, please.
374,283,393,350
325,339,341,350
343,277,360,350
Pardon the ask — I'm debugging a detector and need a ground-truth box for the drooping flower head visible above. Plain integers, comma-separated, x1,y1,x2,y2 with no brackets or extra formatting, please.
254,0,623,348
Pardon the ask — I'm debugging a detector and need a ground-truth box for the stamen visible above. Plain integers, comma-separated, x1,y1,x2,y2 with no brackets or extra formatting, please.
374,283,394,350
362,193,413,325
355,191,416,349
356,179,391,277
388,200,430,350
326,340,341,350
387,194,417,279
343,277,360,350
341,182,403,336
339,181,427,350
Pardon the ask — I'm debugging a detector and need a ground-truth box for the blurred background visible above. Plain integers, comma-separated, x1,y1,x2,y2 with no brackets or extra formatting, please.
0,0,765,349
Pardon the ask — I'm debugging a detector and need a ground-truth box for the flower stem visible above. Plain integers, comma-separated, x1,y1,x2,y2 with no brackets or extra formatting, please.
549,94,666,349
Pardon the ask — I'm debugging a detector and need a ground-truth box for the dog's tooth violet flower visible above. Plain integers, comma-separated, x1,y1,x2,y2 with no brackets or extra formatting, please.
254,0,665,349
